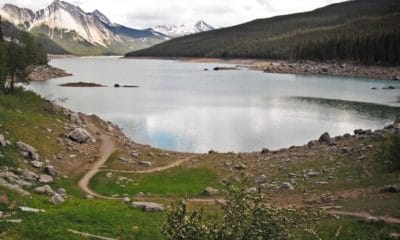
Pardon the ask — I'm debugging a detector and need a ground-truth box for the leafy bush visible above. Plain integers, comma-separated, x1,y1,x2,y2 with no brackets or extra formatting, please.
161,182,322,240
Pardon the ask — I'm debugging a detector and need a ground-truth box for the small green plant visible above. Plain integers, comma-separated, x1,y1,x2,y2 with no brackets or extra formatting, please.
161,181,322,240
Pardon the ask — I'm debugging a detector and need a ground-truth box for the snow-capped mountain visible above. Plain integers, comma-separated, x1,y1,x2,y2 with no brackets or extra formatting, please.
0,0,165,55
152,20,215,38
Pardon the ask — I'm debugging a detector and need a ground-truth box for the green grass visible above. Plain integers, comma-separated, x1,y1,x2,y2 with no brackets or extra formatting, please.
0,188,164,240
0,88,65,162
307,217,400,240
90,167,221,197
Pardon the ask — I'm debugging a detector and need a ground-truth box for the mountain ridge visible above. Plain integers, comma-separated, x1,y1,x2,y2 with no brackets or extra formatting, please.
0,0,215,55
126,0,400,65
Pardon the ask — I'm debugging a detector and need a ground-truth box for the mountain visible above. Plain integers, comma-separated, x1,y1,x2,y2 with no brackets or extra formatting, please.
127,0,400,64
152,20,214,38
0,0,166,55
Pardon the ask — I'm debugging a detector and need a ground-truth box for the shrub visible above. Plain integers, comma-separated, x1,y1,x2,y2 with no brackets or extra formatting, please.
161,182,322,240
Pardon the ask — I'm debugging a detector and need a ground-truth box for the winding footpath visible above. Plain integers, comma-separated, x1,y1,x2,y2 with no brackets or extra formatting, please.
77,118,400,225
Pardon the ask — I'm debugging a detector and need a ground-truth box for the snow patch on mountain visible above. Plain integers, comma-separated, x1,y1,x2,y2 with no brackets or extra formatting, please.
152,20,214,37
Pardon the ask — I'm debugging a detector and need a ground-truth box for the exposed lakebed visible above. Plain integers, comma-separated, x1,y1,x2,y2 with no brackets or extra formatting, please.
27,57,400,153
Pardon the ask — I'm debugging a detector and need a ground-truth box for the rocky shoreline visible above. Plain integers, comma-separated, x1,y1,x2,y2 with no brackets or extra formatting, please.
26,65,72,81
184,58,400,80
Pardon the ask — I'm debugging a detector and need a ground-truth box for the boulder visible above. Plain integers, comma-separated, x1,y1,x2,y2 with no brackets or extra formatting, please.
0,178,30,196
280,182,294,190
44,166,56,176
31,161,43,168
57,188,66,196
365,216,379,223
70,112,81,124
38,174,53,183
16,141,39,160
255,174,267,184
68,128,90,143
261,148,270,154
233,163,247,170
319,132,331,144
34,185,54,196
380,184,400,193
139,161,153,167
131,202,165,212
204,187,219,196
0,134,6,147
122,197,131,203
135,192,145,198
49,193,65,205
208,150,218,155
21,169,38,181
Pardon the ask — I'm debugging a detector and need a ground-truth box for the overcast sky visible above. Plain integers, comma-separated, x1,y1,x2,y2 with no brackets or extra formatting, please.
1,0,346,28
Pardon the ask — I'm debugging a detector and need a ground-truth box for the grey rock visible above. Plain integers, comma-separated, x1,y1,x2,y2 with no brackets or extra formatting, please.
106,172,113,178
132,202,165,212
70,112,81,124
261,148,270,154
380,184,400,193
49,193,65,205
280,182,294,190
31,161,43,168
0,134,6,147
208,150,217,155
139,161,153,167
34,185,54,196
38,174,53,183
233,163,248,170
365,216,379,223
131,151,140,158
305,171,320,177
341,147,353,155
255,174,267,184
0,178,30,196
44,166,56,176
21,169,38,181
319,132,331,144
122,196,131,203
134,192,145,198
204,187,219,196
307,140,319,149
16,141,39,160
68,128,90,143
57,188,66,196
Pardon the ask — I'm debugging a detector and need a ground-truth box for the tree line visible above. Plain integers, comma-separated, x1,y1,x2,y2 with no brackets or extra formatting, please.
0,16,48,94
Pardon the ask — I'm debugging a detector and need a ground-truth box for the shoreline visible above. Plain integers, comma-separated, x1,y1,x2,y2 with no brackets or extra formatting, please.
184,58,400,81
125,56,400,81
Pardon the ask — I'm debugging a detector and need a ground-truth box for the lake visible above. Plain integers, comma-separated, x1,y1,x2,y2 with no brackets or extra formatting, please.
27,57,400,153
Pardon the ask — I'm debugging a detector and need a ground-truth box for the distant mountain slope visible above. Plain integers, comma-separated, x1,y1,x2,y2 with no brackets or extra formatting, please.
127,0,400,64
152,20,214,38
0,0,166,55
1,19,70,55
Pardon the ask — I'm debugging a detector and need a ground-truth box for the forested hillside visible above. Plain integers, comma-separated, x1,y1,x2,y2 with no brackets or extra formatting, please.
0,18,48,94
127,0,400,64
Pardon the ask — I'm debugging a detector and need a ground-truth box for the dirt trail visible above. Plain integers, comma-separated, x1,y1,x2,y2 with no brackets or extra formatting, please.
77,116,191,200
328,210,400,224
100,158,189,174
77,131,116,199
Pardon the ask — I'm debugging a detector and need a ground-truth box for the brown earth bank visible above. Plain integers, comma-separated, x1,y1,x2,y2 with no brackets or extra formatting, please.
183,58,400,80
26,65,72,81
